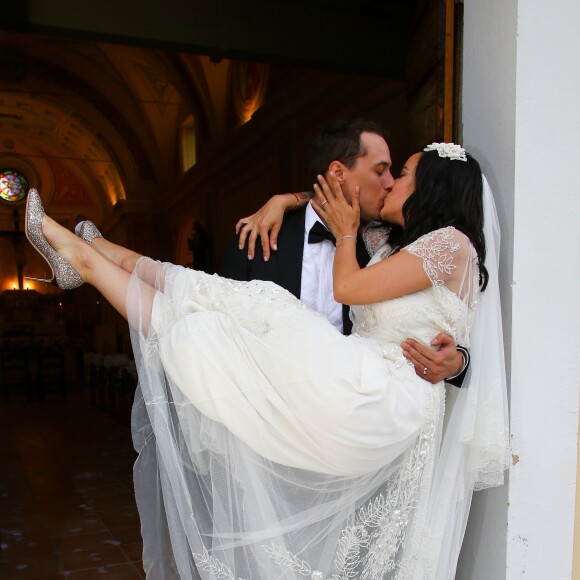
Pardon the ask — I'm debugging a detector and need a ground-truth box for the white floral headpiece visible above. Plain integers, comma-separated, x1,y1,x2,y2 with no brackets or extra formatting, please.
424,142,467,162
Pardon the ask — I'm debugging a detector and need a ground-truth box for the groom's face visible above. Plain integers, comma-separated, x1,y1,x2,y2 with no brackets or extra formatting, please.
340,132,394,223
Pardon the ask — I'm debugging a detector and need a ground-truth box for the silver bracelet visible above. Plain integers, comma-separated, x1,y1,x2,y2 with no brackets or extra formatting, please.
336,234,357,246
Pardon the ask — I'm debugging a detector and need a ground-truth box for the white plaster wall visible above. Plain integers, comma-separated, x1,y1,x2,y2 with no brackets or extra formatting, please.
457,1,516,576
508,0,580,577
460,0,580,578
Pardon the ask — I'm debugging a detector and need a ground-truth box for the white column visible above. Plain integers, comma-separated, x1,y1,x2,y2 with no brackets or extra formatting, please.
459,1,580,579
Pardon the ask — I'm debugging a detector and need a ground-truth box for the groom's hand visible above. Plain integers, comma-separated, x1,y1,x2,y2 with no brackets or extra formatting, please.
401,333,464,384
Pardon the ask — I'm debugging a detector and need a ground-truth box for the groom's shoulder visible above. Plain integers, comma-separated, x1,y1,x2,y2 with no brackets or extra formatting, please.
221,207,305,281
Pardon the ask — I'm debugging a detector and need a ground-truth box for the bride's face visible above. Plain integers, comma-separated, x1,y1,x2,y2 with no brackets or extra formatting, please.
379,152,421,226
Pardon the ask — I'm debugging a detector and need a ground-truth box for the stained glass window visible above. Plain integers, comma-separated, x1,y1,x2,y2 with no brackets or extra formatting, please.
0,168,28,202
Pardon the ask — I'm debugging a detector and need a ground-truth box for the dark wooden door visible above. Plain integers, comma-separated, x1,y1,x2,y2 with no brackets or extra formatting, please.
407,0,457,150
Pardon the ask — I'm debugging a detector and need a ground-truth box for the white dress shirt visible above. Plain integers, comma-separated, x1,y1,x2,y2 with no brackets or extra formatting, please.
300,203,343,332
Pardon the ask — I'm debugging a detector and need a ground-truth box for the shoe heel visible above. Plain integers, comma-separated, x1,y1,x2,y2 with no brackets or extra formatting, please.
25,275,55,285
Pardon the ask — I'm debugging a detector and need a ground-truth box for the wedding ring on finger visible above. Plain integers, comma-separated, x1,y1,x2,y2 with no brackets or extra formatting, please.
321,199,328,207
422,366,428,375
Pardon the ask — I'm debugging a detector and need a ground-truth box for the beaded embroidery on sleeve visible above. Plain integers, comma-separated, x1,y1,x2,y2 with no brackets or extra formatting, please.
404,227,460,287
404,226,479,346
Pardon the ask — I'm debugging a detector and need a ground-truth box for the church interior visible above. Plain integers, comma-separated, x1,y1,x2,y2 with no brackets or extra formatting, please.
0,0,456,576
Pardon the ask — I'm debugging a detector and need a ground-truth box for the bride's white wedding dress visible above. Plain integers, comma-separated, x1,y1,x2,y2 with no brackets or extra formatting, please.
128,222,507,579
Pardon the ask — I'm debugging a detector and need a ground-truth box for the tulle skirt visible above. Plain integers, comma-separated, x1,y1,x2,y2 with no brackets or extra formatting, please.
128,259,444,579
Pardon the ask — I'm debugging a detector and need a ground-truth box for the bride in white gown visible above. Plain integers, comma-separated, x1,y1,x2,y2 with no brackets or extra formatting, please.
25,143,508,579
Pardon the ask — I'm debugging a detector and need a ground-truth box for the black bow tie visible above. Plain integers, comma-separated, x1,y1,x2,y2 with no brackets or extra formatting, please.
308,221,336,245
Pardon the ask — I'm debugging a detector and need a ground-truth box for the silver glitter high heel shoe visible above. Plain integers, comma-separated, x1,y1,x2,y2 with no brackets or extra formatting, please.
75,220,103,244
25,189,84,289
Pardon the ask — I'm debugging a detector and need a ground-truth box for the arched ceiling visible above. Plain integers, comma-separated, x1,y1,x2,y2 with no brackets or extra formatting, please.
0,32,232,226
0,0,412,229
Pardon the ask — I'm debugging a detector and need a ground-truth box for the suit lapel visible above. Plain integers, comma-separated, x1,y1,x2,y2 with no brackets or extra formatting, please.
276,208,306,299
355,236,371,268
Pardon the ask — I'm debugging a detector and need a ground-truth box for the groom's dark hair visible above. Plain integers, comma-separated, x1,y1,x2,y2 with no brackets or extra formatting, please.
307,119,386,184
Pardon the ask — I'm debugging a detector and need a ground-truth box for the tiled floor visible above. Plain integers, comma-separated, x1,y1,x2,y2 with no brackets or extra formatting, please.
0,392,144,579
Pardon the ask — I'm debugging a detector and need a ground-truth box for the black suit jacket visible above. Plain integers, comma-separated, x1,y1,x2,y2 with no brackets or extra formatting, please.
221,206,371,335
220,207,466,386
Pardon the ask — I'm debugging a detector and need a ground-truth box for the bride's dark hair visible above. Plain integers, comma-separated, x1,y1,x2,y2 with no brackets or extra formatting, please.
402,150,489,290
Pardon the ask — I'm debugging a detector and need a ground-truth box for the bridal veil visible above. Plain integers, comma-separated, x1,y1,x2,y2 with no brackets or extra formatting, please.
127,176,509,579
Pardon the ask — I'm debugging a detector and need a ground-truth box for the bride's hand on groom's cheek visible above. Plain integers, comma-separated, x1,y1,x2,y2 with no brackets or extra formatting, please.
312,173,360,237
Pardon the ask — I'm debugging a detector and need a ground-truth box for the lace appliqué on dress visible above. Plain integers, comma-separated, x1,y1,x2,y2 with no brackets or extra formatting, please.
404,227,478,346
193,274,291,337
149,268,311,344
361,222,395,258
404,227,459,287
331,387,442,580
262,545,316,577
259,387,443,580
193,546,247,580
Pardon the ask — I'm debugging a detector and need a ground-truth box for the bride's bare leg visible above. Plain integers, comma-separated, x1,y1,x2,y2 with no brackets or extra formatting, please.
42,215,157,332
90,237,143,275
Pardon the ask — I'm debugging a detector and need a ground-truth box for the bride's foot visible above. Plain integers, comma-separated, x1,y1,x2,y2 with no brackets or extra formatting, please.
43,214,91,279
25,189,89,289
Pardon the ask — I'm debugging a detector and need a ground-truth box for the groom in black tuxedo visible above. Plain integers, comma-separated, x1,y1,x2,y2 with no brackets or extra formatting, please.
221,119,467,386
223,205,371,334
